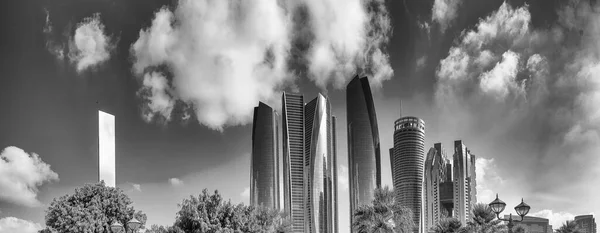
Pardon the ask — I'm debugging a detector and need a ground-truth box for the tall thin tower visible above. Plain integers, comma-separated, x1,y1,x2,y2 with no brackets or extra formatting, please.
98,110,116,187
390,116,425,233
453,140,477,225
250,102,280,209
304,94,337,233
423,143,450,232
346,76,381,231
282,92,306,232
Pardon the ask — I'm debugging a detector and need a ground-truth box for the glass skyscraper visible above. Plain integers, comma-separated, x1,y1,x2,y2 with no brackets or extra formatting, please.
423,143,451,232
390,116,425,233
305,94,337,233
452,140,477,225
250,102,280,209
282,92,306,232
346,76,381,230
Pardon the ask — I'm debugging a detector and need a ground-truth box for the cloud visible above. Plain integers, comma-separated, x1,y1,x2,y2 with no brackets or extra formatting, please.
168,178,183,187
0,217,42,233
431,0,463,32
338,165,348,191
530,210,575,228
240,187,250,199
475,157,504,203
434,0,600,216
416,55,427,71
0,147,59,207
43,9,65,61
131,183,142,192
68,13,114,72
130,0,393,130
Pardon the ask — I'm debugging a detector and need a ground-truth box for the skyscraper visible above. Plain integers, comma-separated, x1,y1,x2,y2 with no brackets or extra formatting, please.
98,110,116,188
575,215,597,233
282,92,306,232
390,116,425,233
453,140,477,225
250,102,280,209
346,76,381,230
423,143,450,232
304,94,337,233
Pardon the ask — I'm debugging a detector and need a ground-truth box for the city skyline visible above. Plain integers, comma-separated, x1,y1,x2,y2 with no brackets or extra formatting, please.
2,0,600,232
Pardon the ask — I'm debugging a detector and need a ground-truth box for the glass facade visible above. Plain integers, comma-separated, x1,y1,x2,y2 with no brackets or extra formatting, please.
305,94,337,233
98,110,116,188
391,116,425,233
250,102,280,209
452,140,477,225
282,92,306,233
346,76,381,230
575,215,597,233
424,143,450,232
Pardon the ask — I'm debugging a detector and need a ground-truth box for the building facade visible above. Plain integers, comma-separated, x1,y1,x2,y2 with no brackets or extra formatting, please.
98,110,116,188
346,76,381,230
423,143,451,232
282,92,306,232
575,215,597,233
453,140,477,225
305,94,337,233
504,215,551,233
390,116,425,233
250,102,280,209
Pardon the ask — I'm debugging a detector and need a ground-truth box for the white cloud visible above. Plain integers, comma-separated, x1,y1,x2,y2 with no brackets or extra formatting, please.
530,209,575,228
168,178,183,187
431,0,463,32
475,157,504,203
0,146,59,207
0,217,42,233
131,0,393,130
338,165,348,191
132,183,142,192
240,187,250,199
68,13,113,72
43,9,65,61
479,50,522,100
416,55,427,71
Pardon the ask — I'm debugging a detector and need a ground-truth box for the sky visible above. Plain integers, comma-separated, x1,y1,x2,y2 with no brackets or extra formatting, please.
1,0,600,232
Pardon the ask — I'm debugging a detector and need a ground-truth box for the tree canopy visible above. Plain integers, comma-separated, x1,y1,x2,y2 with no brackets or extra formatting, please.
43,181,147,233
174,189,290,233
352,186,415,233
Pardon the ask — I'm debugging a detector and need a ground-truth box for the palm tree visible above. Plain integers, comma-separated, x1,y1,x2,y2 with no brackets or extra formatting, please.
465,203,506,233
432,217,463,233
556,220,581,233
353,186,415,233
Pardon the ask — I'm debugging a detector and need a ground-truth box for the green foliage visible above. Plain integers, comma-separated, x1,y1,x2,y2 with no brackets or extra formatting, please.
174,189,290,233
432,218,463,233
463,203,506,233
352,186,415,233
44,181,146,233
556,220,581,233
148,224,184,233
513,224,527,233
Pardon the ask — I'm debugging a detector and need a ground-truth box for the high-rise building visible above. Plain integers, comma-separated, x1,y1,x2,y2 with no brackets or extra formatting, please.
250,102,280,209
332,116,339,233
390,116,425,233
575,215,597,233
505,215,551,233
346,76,381,230
453,140,477,225
305,94,337,233
98,110,116,188
423,143,451,232
282,92,306,233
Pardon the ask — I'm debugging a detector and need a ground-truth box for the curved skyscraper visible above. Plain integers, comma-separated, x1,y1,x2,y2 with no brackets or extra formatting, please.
424,143,451,232
390,116,425,233
305,94,337,233
453,140,476,225
346,76,380,230
250,102,280,209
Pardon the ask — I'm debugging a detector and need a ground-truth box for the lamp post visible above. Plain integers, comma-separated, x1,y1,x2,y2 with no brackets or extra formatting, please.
488,194,531,233
110,218,142,233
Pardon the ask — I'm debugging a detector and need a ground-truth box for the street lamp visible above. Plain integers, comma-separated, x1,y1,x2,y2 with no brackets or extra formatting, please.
109,218,142,233
488,194,531,233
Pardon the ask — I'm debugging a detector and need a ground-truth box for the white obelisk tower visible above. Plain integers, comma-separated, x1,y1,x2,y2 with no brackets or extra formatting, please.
98,110,116,187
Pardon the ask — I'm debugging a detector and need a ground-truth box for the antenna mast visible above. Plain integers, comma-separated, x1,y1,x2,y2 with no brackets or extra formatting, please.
399,99,403,117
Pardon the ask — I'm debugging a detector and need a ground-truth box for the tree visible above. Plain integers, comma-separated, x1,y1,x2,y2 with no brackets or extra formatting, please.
464,203,506,233
44,181,147,233
556,221,581,233
352,186,415,233
513,224,527,233
147,225,184,233
432,218,463,233
174,189,290,233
